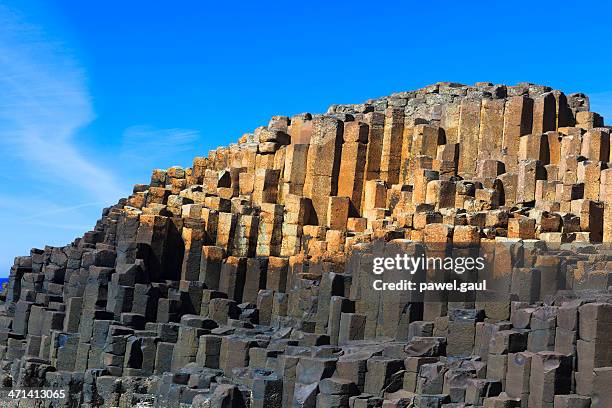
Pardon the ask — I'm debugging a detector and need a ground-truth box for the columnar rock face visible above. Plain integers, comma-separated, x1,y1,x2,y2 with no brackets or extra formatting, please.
0,82,611,408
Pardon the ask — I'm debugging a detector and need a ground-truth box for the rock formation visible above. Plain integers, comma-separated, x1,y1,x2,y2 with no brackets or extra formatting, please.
1,82,611,407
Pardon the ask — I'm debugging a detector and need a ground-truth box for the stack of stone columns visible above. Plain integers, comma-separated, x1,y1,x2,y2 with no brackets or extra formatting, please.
0,82,610,408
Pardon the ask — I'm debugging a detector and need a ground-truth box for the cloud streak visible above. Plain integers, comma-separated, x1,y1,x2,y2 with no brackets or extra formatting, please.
0,5,122,202
121,125,200,168
18,201,105,222
0,5,125,276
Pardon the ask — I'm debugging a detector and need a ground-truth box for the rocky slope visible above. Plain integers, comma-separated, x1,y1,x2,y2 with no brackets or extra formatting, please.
1,82,611,407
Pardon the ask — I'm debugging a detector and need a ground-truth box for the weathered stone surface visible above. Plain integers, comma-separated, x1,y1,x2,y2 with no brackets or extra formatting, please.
0,82,610,408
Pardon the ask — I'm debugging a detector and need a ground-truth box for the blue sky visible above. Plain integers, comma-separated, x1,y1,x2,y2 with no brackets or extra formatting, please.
0,1,611,277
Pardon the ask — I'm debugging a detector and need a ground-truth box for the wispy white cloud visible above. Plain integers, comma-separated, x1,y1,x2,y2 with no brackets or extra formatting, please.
0,5,122,202
21,221,92,231
0,193,103,227
0,5,124,276
18,201,105,222
121,125,200,167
